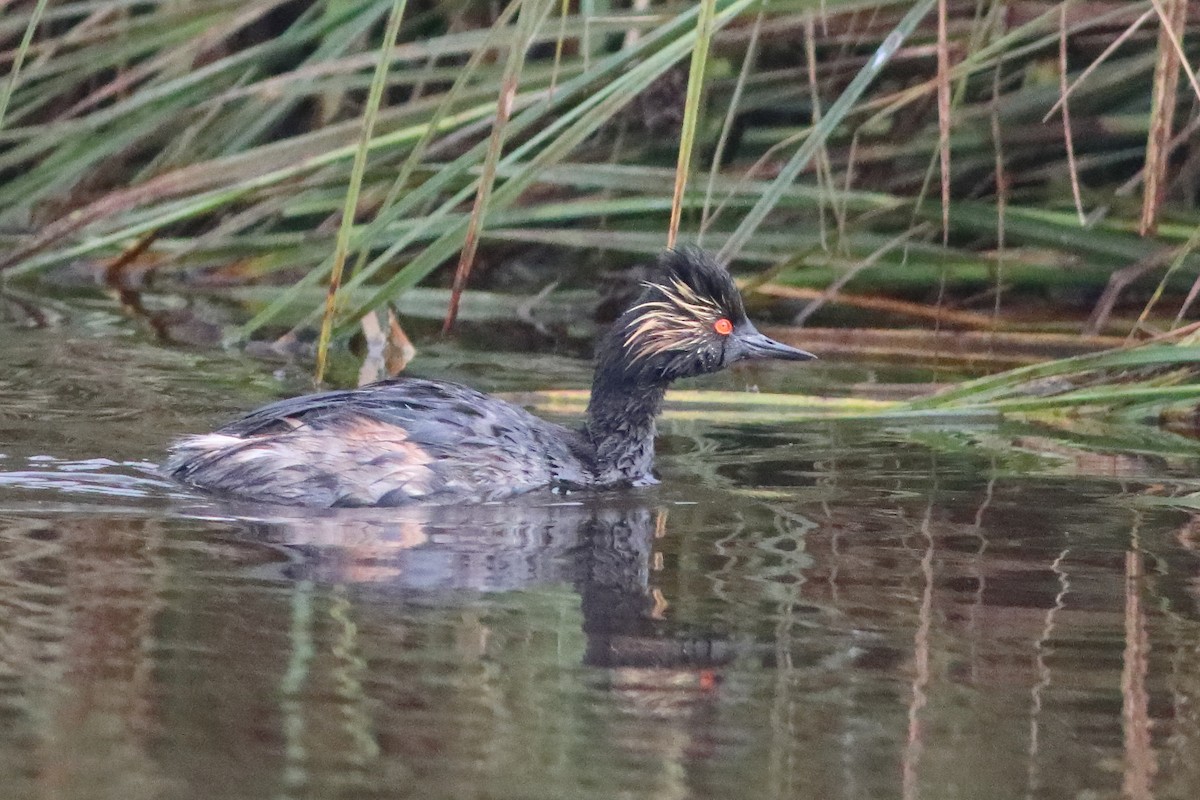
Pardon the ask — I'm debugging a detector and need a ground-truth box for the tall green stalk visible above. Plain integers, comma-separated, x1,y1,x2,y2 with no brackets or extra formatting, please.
314,0,410,384
0,0,50,130
720,0,939,260
668,0,717,248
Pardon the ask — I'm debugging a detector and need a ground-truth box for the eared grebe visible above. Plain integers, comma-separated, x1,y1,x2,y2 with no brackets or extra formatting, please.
166,248,815,506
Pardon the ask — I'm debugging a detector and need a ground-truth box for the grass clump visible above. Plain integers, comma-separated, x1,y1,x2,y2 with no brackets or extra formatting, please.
0,1,1198,415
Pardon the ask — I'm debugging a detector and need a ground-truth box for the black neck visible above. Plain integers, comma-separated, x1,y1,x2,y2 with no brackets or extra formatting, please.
585,367,667,486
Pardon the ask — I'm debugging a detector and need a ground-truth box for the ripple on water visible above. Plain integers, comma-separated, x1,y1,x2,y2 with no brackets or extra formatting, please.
3,318,1200,800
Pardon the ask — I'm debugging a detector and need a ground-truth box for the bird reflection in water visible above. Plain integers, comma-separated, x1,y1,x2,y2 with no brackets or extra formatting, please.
228,495,731,768
236,497,732,674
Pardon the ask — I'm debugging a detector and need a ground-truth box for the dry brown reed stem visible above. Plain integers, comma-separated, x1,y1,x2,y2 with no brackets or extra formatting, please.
1088,249,1174,336
1141,0,1190,236
755,282,1003,329
1149,0,1200,101
444,0,549,334
789,225,924,327
1042,8,1156,124
935,0,950,245
989,65,1008,328
1059,5,1086,226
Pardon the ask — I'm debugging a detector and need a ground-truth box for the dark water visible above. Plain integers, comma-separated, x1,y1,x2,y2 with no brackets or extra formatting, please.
4,312,1200,800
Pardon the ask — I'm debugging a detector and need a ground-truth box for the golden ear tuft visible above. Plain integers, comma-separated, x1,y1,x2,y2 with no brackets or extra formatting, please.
622,276,725,363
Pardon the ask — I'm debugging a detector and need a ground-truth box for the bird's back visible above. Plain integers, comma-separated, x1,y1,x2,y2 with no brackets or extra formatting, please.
166,378,592,506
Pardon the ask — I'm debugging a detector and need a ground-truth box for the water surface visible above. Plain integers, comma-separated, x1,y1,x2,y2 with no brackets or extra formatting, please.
3,309,1200,800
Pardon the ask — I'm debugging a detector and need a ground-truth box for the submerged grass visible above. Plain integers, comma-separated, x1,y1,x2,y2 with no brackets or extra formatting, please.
518,341,1200,425
1,1,1199,414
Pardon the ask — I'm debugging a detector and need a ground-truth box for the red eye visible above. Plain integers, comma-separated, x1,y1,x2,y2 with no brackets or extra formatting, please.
713,318,734,336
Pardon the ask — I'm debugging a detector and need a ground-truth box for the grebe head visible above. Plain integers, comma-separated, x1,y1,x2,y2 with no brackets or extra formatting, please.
599,247,816,384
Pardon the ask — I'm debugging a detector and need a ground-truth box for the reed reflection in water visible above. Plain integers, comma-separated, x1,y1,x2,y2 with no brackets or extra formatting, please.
2,452,1200,800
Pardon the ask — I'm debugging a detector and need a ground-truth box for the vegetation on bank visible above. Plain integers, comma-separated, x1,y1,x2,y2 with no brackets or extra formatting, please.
1,0,1199,419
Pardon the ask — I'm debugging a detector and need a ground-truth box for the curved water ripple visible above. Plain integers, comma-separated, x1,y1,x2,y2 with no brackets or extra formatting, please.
4,322,1200,800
